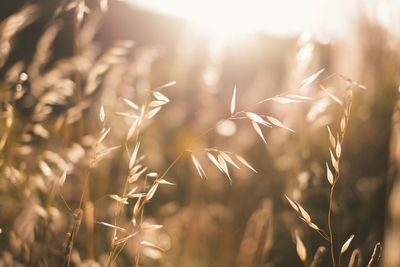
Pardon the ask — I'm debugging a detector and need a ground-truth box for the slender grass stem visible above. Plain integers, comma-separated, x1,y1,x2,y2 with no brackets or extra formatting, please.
327,88,352,267
66,1,91,265
328,180,337,267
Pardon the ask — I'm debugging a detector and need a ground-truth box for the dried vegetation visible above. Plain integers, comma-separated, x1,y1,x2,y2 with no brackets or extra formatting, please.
0,1,398,267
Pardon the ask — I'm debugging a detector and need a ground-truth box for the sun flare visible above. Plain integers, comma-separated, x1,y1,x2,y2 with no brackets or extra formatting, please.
129,0,353,40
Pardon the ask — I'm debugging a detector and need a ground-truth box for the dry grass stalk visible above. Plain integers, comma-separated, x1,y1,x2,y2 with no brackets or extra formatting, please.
285,194,328,240
64,209,83,267
286,75,370,267
310,246,326,267
103,76,314,265
187,84,313,183
367,242,382,267
326,80,354,267
385,86,400,267
3,3,384,265
105,82,176,266
347,249,362,267
236,200,273,267
0,5,38,68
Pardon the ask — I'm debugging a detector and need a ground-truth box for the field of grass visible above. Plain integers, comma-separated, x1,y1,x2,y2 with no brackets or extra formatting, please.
0,1,399,266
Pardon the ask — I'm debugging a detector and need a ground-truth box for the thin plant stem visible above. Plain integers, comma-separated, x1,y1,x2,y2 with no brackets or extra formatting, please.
66,1,92,264
328,180,338,267
316,229,330,241
108,91,149,266
135,173,148,266
327,89,352,267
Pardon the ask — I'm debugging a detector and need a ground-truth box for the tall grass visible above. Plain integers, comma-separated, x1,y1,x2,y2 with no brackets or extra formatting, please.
0,1,396,267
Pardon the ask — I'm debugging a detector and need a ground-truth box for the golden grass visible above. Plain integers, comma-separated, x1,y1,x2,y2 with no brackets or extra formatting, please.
0,1,395,267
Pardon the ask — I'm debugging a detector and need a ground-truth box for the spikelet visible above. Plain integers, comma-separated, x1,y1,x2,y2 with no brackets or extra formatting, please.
251,120,267,144
191,153,207,179
230,86,236,114
329,148,339,172
121,97,139,110
207,152,223,172
246,112,272,127
298,203,311,223
295,231,307,262
98,128,111,144
326,163,334,185
99,105,105,123
341,234,354,254
235,154,257,173
145,182,159,201
97,222,126,233
146,107,162,119
114,232,137,245
299,68,324,89
152,91,170,103
320,84,343,105
266,115,294,132
285,195,300,213
327,126,336,149
153,81,176,91
58,168,68,186
140,241,165,251
272,97,302,104
217,154,231,183
336,143,342,158
141,223,163,231
340,116,346,133
129,142,140,170
219,151,239,169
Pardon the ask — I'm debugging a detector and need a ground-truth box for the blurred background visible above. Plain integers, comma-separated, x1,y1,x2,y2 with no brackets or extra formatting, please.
0,0,399,266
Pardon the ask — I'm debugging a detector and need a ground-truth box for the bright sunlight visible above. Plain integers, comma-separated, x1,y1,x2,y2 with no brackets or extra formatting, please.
130,0,353,39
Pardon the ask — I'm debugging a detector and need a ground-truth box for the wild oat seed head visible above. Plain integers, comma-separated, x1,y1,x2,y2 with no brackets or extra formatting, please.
341,234,355,254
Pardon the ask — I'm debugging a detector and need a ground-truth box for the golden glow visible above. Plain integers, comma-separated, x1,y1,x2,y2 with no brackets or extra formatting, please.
130,0,352,39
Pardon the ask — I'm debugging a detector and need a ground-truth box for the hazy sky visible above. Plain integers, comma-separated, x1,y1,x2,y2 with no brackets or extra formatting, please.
129,0,355,37
128,0,399,41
